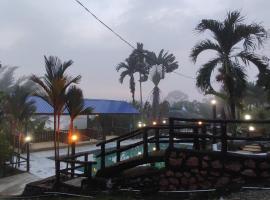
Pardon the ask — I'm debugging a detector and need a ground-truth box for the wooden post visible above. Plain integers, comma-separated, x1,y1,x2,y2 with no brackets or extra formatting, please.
26,142,30,172
143,129,148,158
84,153,88,176
56,159,60,184
100,143,105,169
116,140,121,162
193,127,200,150
169,118,174,149
221,122,227,153
71,142,75,178
155,129,160,151
87,162,92,179
201,126,207,150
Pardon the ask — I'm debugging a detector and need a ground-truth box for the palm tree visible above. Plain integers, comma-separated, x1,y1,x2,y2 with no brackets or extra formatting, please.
30,56,81,170
151,66,163,120
130,43,150,108
190,11,268,119
147,49,179,79
116,56,140,105
5,85,36,167
65,86,92,164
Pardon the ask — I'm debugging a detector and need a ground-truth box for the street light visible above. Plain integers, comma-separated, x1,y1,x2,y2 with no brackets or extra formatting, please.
198,121,203,125
152,121,157,126
70,133,78,178
24,135,32,172
249,126,255,132
162,120,167,124
244,114,252,120
211,99,217,120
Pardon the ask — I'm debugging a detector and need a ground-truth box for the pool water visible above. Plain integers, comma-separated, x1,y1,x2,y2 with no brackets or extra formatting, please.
89,143,193,175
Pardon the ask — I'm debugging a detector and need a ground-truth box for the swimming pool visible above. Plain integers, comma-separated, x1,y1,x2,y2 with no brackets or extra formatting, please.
90,142,193,175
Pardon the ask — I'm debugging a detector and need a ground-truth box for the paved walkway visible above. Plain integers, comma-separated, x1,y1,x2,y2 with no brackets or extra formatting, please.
0,173,40,196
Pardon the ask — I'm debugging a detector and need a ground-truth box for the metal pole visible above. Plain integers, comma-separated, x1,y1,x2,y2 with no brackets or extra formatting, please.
213,104,217,143
26,142,30,172
71,142,75,177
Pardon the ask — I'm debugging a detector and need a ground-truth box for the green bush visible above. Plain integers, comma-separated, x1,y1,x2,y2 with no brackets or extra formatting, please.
0,131,11,169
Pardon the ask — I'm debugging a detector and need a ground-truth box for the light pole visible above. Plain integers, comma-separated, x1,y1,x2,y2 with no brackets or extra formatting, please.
211,99,217,143
70,134,78,177
25,135,31,172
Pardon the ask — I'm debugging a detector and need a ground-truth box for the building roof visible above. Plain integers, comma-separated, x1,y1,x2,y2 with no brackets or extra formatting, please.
30,96,139,115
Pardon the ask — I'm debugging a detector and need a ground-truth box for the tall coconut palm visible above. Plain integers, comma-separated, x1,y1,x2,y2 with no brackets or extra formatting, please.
190,11,268,119
151,66,163,120
116,56,144,105
130,43,150,109
65,86,92,164
147,49,179,79
30,56,81,170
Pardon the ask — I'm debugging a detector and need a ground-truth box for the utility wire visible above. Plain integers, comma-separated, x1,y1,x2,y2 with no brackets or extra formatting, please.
74,0,197,81
75,0,136,49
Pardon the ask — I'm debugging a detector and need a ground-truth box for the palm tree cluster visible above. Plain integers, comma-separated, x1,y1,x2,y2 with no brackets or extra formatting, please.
31,56,92,170
116,43,179,121
191,10,270,119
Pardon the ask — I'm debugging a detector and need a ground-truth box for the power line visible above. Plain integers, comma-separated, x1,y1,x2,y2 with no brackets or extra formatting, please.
75,0,136,49
74,0,197,81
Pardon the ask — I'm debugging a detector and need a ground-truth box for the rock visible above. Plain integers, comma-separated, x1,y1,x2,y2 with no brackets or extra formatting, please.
212,160,223,169
178,152,186,159
196,175,204,182
261,171,270,178
175,172,182,178
216,177,230,187
189,177,197,184
169,177,179,186
181,177,189,185
184,172,191,178
186,157,199,167
203,156,211,161
168,184,177,191
210,171,220,177
260,162,270,170
169,158,183,167
200,170,207,176
160,174,165,178
189,184,198,190
191,169,199,174
241,169,256,177
232,177,245,184
165,170,174,177
225,162,242,172
202,161,208,169
244,159,256,169
170,152,177,158
200,181,211,189
159,178,169,186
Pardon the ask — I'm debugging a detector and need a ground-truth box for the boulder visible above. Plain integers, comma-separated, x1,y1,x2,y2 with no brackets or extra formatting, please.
244,159,256,169
202,161,208,169
225,162,242,172
165,170,174,177
169,158,183,167
175,172,182,178
241,169,256,177
261,171,270,178
212,160,223,169
216,177,230,187
260,162,270,170
186,157,199,167
159,178,169,186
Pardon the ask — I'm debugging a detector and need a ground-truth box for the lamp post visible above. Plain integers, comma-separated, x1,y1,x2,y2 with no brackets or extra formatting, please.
25,135,31,172
211,99,217,143
70,134,78,177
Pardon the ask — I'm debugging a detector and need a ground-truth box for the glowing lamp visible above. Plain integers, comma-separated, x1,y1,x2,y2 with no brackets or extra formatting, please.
25,136,32,143
71,134,78,142
249,126,255,132
211,99,217,105
152,121,157,126
198,121,203,125
244,114,252,120
153,147,156,151
162,120,167,124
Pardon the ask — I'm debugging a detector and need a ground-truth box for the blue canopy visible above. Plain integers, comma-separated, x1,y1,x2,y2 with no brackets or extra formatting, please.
30,96,139,115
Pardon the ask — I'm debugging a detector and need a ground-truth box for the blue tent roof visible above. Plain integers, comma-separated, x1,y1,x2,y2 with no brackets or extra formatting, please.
30,96,139,115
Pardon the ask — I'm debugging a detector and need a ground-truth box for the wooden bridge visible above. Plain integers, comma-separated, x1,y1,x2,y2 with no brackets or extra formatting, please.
56,117,270,183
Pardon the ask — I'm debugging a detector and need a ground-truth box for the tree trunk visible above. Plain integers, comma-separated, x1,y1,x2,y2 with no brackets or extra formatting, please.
53,112,58,174
230,101,236,120
66,118,74,169
139,73,143,109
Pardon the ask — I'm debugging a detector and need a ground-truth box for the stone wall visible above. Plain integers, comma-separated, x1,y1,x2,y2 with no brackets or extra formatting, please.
159,148,270,191
112,148,270,192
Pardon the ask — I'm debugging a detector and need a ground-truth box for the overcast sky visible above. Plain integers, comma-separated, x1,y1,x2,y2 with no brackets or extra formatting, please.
1,0,270,102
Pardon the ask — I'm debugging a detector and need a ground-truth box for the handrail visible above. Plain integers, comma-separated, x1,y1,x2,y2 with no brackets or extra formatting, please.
171,117,270,124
